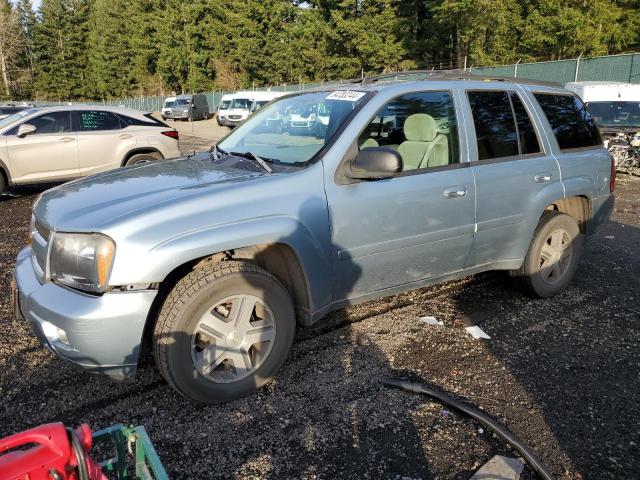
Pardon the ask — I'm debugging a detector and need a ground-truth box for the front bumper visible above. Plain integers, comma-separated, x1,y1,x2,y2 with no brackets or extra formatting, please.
172,110,191,119
13,247,157,380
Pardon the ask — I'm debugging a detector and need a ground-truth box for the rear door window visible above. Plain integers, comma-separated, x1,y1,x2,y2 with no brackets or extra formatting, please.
510,93,541,155
468,91,519,160
533,93,601,150
76,110,122,131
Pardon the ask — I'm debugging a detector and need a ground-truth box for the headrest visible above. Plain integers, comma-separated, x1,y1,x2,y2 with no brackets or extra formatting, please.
403,114,437,142
360,138,379,149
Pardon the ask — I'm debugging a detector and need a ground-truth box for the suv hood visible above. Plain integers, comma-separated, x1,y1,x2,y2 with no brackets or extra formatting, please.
34,153,266,230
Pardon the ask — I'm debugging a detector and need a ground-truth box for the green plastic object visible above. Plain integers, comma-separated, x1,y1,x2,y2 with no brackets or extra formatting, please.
92,424,168,480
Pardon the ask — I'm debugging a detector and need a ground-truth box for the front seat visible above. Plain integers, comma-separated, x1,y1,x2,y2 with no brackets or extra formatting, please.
397,114,438,170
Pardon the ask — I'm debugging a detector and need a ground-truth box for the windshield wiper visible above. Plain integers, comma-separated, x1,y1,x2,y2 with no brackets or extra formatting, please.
230,151,273,174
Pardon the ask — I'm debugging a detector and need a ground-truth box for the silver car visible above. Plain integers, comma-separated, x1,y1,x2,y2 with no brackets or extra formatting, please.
0,106,181,194
13,73,614,403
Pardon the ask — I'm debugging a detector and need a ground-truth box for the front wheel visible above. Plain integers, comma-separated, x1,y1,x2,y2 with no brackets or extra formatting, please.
513,211,583,297
153,260,296,403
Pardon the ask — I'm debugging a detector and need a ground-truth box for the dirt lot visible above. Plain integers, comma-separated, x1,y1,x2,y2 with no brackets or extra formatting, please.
0,146,639,478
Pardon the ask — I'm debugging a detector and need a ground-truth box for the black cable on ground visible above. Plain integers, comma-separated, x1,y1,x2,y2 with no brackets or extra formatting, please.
67,428,89,480
383,378,554,480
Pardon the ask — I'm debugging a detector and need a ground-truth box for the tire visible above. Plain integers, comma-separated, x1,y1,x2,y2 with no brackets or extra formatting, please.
153,260,296,403
0,172,6,195
125,153,160,166
513,211,583,298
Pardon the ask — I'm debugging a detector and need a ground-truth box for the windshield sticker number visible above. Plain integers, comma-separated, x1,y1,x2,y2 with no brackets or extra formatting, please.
326,91,366,102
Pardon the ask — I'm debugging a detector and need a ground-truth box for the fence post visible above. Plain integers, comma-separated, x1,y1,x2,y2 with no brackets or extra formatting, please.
514,59,521,78
574,53,583,82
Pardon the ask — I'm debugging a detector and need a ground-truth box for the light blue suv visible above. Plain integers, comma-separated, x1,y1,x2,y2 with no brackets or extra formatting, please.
13,73,615,403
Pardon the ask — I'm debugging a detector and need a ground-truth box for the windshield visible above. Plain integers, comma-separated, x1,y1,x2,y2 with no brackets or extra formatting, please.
218,90,369,165
230,98,252,110
164,101,175,108
587,101,640,128
175,99,190,106
219,100,231,110
0,108,37,130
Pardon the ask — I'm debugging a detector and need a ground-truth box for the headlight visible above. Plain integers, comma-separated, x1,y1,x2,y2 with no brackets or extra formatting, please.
49,232,116,293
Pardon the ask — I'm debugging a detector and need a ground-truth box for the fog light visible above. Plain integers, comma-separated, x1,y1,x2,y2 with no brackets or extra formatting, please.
41,321,69,346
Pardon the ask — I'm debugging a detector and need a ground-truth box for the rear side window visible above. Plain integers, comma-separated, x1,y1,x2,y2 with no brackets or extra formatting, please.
468,91,518,160
118,113,167,128
533,93,601,150
77,110,122,131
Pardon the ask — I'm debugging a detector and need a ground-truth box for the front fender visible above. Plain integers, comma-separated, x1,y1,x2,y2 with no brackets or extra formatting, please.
109,215,333,313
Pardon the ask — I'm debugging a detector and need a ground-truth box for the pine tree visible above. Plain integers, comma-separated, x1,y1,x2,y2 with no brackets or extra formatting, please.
34,0,90,100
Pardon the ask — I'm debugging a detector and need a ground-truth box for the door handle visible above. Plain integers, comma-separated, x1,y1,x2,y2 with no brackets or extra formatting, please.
119,134,133,139
59,137,75,142
443,186,467,199
534,173,552,183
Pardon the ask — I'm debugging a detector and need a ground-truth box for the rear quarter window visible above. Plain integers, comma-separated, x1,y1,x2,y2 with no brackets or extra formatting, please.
533,93,601,150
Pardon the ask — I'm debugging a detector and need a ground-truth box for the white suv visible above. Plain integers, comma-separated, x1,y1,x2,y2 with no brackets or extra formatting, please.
0,106,181,194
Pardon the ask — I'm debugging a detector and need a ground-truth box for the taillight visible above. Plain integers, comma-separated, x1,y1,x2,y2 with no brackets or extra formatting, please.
161,130,179,140
610,153,616,193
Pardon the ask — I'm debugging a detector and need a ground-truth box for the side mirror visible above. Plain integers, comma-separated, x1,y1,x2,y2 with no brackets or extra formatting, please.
17,124,37,138
347,147,403,180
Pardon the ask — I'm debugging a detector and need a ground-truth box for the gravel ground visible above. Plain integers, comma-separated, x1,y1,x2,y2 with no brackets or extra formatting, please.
0,159,638,479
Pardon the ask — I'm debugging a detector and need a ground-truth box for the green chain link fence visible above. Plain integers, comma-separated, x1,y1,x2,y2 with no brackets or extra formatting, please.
38,52,637,111
470,52,640,85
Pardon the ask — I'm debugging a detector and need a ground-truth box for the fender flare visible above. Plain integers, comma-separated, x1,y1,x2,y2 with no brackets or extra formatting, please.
110,215,333,314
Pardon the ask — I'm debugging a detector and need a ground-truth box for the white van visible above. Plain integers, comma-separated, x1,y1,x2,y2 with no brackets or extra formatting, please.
565,82,640,135
161,96,176,120
216,94,234,126
250,91,287,113
220,91,287,127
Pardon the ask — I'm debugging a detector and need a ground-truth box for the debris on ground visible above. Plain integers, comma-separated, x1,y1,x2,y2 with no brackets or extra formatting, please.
470,455,524,480
465,325,492,340
418,315,444,326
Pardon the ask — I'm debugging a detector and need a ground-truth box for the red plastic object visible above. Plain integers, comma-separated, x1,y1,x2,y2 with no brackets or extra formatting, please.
0,423,107,480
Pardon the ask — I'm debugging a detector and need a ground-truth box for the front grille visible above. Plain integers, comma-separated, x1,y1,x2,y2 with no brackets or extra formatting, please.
35,218,50,241
228,115,242,120
31,217,50,280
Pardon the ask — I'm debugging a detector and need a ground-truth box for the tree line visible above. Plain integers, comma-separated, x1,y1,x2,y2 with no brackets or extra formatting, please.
1,0,638,101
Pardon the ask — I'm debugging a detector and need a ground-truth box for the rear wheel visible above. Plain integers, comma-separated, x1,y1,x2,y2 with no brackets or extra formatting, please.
0,173,6,195
153,260,296,403
513,211,583,297
125,153,160,166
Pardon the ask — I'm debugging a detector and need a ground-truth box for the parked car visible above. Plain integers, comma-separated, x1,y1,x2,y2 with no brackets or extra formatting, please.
13,74,614,403
161,96,176,120
171,94,210,121
215,94,234,126
565,82,640,136
0,105,29,120
0,105,180,194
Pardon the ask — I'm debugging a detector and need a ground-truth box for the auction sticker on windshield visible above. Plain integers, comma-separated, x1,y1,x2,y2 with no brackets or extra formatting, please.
326,91,366,102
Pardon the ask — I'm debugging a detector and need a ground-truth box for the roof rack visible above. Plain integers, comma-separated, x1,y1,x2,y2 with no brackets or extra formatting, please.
358,69,561,88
